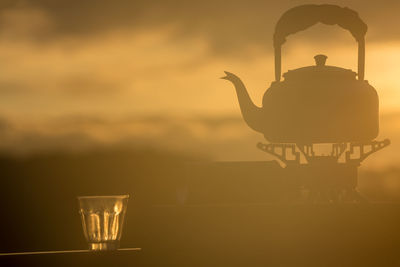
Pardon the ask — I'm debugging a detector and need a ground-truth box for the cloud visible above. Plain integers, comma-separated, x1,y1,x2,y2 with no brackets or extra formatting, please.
0,112,396,169
0,2,53,42
0,0,399,54
60,74,124,95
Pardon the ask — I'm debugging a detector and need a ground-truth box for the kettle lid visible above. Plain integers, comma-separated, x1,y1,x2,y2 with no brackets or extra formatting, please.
282,55,357,81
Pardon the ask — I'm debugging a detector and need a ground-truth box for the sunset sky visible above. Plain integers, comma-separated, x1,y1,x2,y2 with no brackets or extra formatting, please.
0,0,399,166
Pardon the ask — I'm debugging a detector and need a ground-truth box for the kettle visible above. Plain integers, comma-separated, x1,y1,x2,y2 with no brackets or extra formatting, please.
222,4,378,144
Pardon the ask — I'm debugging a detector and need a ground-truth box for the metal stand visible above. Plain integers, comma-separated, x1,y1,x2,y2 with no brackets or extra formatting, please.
257,139,390,203
257,139,390,165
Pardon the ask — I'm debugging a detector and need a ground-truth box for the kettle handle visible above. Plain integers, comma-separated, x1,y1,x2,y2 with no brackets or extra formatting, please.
273,4,367,82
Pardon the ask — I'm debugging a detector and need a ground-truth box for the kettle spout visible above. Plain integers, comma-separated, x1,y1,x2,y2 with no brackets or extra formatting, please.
221,71,265,133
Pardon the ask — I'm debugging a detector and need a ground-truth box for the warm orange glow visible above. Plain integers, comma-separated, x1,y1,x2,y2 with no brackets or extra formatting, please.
0,2,397,169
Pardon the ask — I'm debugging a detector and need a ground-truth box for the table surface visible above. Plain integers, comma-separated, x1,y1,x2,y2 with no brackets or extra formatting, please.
0,248,143,267
0,247,141,256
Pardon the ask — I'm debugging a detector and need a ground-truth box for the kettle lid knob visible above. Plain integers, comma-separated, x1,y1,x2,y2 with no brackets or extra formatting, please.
314,54,327,66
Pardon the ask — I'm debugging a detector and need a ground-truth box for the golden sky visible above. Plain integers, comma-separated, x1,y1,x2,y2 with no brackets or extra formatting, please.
0,0,398,165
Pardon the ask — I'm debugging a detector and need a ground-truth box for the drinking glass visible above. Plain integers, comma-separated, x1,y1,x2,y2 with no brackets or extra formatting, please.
77,195,129,251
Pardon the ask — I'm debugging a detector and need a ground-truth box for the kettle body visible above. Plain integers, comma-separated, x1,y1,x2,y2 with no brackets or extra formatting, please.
262,57,378,143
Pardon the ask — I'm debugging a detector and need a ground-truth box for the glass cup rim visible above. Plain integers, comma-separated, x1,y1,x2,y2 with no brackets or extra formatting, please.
77,194,130,200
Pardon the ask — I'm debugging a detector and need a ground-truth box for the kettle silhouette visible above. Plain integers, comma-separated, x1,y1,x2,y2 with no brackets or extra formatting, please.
222,4,378,144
